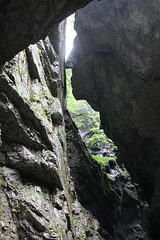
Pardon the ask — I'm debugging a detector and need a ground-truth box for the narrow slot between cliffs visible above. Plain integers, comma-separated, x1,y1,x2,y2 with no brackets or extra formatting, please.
65,14,124,179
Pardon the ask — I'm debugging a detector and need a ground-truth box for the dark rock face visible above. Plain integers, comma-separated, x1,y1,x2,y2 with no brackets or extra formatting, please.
68,0,160,238
1,167,68,239
0,0,93,65
0,22,95,239
0,17,144,240
0,0,158,238
65,111,149,240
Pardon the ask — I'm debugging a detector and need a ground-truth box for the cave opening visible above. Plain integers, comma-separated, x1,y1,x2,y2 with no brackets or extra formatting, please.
65,14,76,60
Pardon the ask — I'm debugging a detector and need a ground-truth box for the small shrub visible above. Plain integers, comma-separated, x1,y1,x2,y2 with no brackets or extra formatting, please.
91,155,115,168
72,216,77,227
80,233,87,239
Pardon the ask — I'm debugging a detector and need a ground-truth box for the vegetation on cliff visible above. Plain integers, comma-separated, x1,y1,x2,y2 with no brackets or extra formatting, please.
65,16,117,168
66,69,117,168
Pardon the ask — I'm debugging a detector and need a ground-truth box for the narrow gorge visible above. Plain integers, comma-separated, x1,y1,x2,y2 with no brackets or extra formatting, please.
0,0,160,239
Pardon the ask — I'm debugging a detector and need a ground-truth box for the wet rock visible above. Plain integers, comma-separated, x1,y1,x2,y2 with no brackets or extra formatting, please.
1,167,68,239
0,0,93,65
69,0,160,237
0,124,2,147
1,145,62,189
0,26,72,239
0,23,120,240
65,110,149,239
51,98,63,125
0,2,155,238
109,160,117,169
26,45,45,83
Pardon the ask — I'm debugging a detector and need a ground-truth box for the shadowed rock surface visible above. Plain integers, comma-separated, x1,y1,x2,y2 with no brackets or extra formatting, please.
1,21,115,239
0,23,75,239
0,17,148,239
0,0,160,239
65,111,149,240
0,15,149,240
68,0,160,238
0,0,93,65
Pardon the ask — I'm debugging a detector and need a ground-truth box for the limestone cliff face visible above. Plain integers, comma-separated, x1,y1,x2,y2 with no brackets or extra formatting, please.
0,22,72,239
1,0,159,239
68,0,160,238
65,112,149,240
0,11,149,240
0,19,109,239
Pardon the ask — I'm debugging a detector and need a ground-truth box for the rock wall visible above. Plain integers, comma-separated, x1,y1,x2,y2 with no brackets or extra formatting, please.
0,0,93,65
65,111,149,240
0,21,74,239
68,0,160,238
0,19,117,240
0,11,149,240
1,0,159,238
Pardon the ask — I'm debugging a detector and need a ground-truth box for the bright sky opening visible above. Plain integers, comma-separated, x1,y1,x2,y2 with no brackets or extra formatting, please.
65,14,76,59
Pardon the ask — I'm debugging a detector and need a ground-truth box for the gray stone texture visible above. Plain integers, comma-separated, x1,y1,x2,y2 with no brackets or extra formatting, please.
0,0,159,238
68,0,160,238
65,111,149,240
0,20,119,240
0,0,93,65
